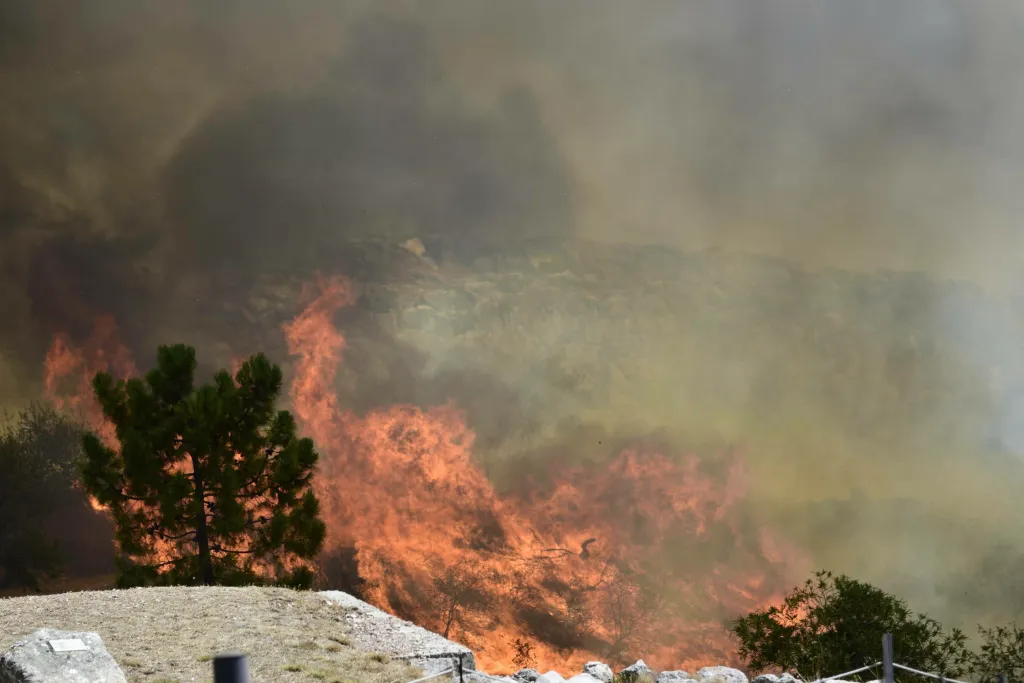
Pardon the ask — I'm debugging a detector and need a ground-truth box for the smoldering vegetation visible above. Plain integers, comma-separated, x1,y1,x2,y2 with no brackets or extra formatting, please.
2,0,1024,642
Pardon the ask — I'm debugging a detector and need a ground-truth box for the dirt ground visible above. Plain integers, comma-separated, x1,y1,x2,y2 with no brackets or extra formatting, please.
0,585,423,683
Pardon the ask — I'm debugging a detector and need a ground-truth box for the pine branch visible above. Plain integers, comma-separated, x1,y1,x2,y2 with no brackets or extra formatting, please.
239,451,273,490
210,544,255,555
148,556,193,569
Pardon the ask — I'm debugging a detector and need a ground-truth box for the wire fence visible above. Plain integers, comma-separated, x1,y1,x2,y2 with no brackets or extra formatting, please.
209,632,1011,683
810,662,882,683
809,634,1004,683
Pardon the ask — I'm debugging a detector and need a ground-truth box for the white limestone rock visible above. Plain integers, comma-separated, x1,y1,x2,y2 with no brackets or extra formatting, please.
697,667,748,683
567,674,604,683
657,672,695,683
618,660,656,683
583,662,614,683
538,671,567,683
0,628,127,683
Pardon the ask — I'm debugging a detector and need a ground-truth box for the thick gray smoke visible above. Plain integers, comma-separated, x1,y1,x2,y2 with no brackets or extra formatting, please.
3,0,1024,640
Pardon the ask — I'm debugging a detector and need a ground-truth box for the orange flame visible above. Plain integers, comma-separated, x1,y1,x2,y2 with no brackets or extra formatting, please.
40,276,809,671
284,274,808,673
43,321,317,577
43,316,138,512
43,315,137,450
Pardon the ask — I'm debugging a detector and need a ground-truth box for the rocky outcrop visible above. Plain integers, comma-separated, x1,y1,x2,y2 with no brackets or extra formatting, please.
566,674,604,683
754,674,799,683
512,660,801,683
0,628,126,683
696,666,749,683
537,672,566,683
618,660,656,683
656,672,693,683
584,661,614,683
320,590,474,675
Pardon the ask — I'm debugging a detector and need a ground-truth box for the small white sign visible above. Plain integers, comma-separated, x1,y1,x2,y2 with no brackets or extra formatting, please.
49,639,88,653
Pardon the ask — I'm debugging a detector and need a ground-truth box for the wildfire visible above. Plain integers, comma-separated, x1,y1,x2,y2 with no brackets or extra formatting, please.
42,274,809,673
43,315,137,512
283,275,807,672
43,315,137,451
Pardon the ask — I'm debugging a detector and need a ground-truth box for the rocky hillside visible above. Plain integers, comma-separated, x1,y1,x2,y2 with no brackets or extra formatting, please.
168,237,1024,460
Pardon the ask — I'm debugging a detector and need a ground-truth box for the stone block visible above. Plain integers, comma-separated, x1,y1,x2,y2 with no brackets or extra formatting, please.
0,628,126,683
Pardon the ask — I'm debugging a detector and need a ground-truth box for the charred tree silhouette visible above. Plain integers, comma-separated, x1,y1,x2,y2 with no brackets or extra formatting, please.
433,561,489,639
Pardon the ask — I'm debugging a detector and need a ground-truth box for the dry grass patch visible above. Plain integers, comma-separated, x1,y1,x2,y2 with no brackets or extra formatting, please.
0,586,422,683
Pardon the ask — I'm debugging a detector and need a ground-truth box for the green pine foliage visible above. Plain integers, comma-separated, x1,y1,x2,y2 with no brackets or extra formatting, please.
80,344,326,588
732,570,971,681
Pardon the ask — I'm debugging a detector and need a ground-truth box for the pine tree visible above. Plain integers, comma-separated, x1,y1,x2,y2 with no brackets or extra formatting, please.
80,344,326,588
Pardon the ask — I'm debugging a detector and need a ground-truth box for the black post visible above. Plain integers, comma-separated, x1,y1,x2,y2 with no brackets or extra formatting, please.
999,675,1008,683
213,652,250,683
457,655,464,683
882,633,895,683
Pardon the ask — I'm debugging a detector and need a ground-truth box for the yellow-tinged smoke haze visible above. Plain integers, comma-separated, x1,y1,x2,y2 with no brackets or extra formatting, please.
3,0,1024,654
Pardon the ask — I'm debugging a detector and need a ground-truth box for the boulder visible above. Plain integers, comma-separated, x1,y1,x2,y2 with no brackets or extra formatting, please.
514,669,542,683
567,675,604,683
468,675,516,683
539,672,567,683
697,667,748,683
0,628,126,683
753,674,799,683
657,672,694,683
583,662,614,683
618,660,655,683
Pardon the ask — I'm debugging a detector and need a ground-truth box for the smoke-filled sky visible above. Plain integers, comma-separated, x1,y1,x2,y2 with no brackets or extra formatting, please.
4,1,1024,282
4,0,1024,642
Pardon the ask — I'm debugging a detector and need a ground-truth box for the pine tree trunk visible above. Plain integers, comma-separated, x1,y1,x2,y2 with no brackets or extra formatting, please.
191,454,215,586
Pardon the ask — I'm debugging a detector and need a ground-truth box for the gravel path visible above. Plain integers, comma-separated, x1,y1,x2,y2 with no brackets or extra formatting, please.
0,586,422,683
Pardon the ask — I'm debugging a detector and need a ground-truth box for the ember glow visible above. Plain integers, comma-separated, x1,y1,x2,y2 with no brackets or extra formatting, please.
41,274,808,672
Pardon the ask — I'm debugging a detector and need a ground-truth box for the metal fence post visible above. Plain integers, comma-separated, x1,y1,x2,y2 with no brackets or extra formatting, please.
882,633,895,683
213,652,250,683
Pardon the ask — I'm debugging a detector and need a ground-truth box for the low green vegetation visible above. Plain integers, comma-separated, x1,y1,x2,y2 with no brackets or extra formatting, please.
733,570,1024,683
0,403,90,591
